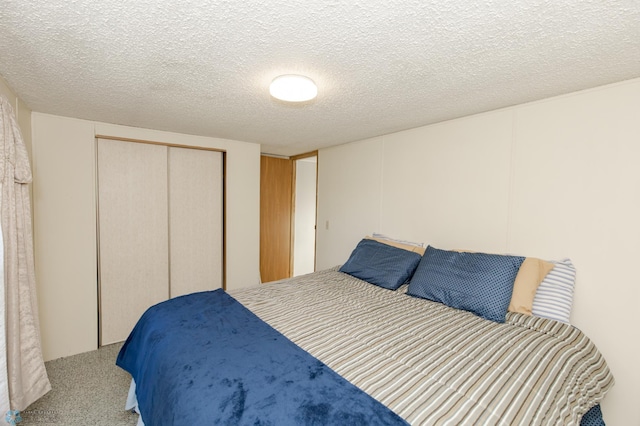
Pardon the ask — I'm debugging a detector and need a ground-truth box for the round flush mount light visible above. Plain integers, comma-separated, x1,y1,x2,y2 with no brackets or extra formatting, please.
269,74,318,102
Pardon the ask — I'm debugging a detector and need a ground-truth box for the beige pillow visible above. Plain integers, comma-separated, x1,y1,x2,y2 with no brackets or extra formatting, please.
508,258,554,315
365,236,426,255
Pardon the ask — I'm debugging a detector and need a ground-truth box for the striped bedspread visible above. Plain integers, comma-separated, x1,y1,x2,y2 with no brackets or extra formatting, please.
231,267,613,426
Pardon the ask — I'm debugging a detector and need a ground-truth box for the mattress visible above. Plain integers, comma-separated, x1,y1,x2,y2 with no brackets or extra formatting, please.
229,267,613,425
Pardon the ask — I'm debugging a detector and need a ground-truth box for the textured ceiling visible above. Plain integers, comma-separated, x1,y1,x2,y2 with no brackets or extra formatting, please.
0,1,639,156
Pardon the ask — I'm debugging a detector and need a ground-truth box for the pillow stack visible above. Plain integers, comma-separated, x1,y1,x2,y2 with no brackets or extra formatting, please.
339,236,576,324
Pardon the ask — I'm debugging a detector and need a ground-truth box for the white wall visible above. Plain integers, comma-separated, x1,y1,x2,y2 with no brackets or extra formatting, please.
32,113,261,361
316,77,640,426
316,137,385,267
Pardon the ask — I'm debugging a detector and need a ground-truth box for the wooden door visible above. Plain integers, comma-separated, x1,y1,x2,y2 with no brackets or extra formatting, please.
260,156,293,282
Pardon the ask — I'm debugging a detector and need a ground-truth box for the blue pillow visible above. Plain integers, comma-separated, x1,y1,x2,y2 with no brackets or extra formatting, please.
339,239,422,290
580,404,605,426
407,246,524,323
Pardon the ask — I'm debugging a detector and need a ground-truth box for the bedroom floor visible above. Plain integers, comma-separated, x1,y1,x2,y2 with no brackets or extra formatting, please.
19,343,137,426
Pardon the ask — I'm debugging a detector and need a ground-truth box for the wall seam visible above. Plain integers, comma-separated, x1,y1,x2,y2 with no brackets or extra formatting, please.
505,108,518,253
378,136,385,233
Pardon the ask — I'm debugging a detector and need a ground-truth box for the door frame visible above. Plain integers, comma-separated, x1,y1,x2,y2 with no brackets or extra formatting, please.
290,151,318,276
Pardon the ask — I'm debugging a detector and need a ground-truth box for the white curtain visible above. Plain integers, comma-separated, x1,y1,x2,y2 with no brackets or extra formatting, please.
0,96,50,411
0,188,8,414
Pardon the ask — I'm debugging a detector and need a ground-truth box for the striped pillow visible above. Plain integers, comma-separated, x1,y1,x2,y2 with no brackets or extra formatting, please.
531,259,576,323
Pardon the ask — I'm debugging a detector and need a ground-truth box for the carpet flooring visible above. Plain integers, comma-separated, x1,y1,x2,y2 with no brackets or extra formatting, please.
19,343,138,426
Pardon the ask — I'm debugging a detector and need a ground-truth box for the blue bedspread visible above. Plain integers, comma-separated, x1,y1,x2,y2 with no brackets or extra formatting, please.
116,289,408,426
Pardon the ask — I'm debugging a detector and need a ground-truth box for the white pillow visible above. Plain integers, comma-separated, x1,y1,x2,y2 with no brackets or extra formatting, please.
371,233,425,248
531,259,576,323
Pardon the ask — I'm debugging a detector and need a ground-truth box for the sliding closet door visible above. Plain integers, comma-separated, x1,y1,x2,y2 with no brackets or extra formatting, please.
168,147,223,297
97,139,169,346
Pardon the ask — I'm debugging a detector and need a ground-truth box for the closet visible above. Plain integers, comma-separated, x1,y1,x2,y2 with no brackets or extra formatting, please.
97,138,223,346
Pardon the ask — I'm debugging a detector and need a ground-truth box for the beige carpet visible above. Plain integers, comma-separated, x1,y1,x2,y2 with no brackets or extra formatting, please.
19,343,138,426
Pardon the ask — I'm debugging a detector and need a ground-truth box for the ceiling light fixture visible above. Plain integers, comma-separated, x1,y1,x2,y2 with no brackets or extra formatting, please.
269,75,317,102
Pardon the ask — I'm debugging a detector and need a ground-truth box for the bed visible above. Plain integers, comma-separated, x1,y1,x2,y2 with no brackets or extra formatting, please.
117,240,614,425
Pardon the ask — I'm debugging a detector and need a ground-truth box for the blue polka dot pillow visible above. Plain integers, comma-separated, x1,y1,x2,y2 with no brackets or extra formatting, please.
407,246,525,323
340,239,422,290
